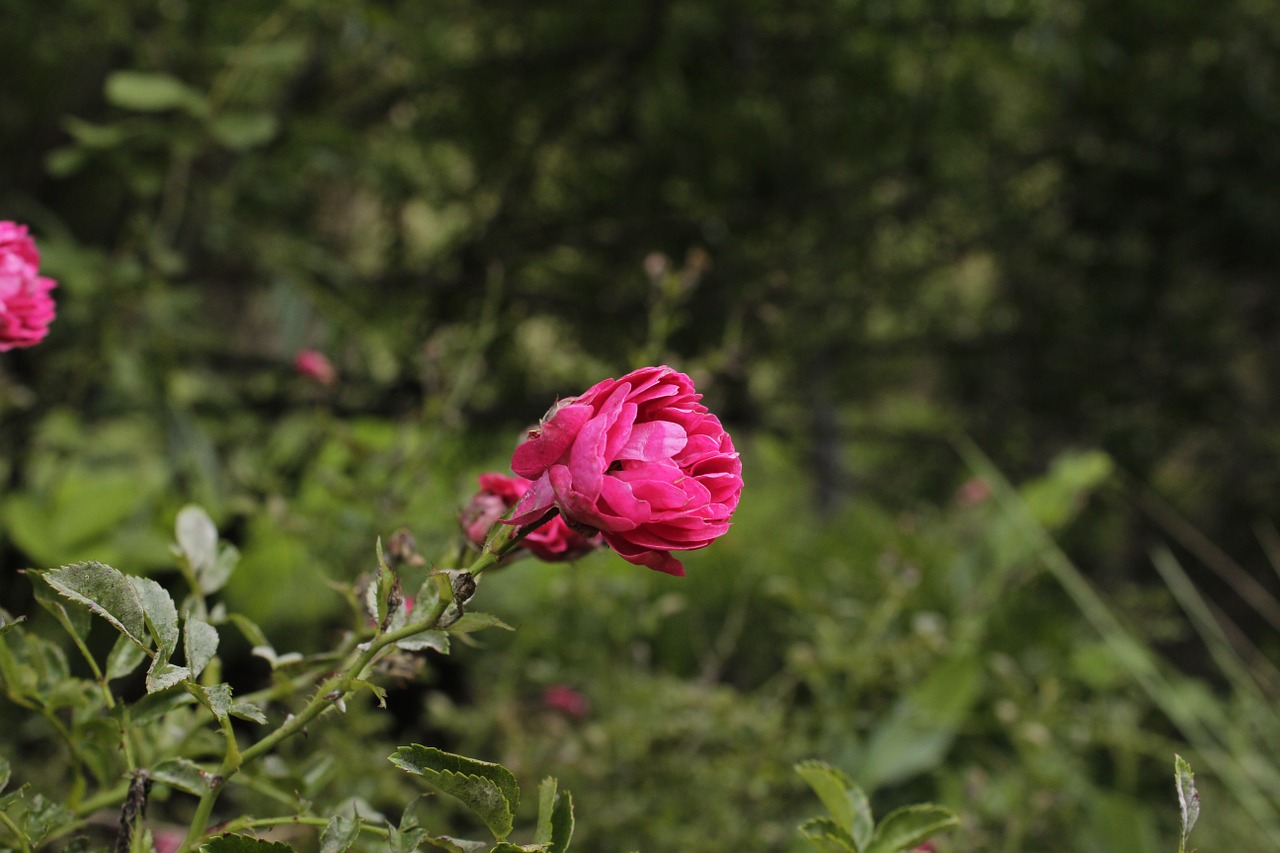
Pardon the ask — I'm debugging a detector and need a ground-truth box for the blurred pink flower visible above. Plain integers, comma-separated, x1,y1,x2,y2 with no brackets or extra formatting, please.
0,221,57,351
955,476,992,507
461,472,599,562
542,684,590,718
506,366,742,576
294,349,336,386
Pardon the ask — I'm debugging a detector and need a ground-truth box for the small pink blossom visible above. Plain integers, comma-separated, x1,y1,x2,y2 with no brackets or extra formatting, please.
461,473,599,562
955,476,992,507
506,366,742,576
294,349,337,386
0,221,57,352
542,684,590,718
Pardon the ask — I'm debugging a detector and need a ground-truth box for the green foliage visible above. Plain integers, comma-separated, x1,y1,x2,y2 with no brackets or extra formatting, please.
796,760,958,853
390,746,520,841
1174,755,1199,853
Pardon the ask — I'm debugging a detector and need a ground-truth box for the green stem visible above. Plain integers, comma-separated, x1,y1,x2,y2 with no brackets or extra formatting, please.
0,808,32,853
174,510,558,853
222,815,391,838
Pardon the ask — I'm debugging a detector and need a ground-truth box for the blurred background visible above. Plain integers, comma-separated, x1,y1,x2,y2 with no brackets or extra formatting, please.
2,0,1279,850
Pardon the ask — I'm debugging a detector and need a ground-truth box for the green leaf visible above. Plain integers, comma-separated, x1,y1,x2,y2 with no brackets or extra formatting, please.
209,112,279,150
0,756,9,793
106,634,149,680
389,745,520,841
320,815,361,853
105,71,207,114
129,686,196,725
152,758,215,795
200,834,296,853
131,577,190,691
796,760,871,843
62,116,127,149
447,612,514,635
205,544,240,595
858,656,982,789
534,778,573,853
38,563,148,649
0,610,24,635
31,581,92,645
230,702,268,725
1175,754,1200,853
184,616,219,680
798,817,859,853
176,504,217,572
396,630,450,654
195,683,233,722
863,805,959,853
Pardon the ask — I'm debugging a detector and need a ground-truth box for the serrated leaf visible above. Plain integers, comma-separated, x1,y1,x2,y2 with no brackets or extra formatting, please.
106,634,149,680
195,683,233,722
396,630,450,654
200,834,295,853
798,817,859,853
489,844,547,853
17,794,76,845
176,505,218,574
1175,754,1199,853
38,563,148,649
147,661,191,693
131,577,179,658
320,815,361,853
389,746,520,840
184,616,219,680
31,582,92,644
447,612,514,635
796,760,870,842
105,71,206,114
230,702,268,724
864,804,959,853
152,758,215,795
422,838,488,853
534,778,573,853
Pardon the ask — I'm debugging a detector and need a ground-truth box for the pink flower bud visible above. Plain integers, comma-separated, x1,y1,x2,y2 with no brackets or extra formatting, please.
461,472,600,562
0,221,57,352
294,349,337,386
506,366,742,576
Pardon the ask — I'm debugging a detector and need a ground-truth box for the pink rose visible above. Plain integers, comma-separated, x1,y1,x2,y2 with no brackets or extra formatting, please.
542,684,590,718
461,472,599,562
0,221,57,352
506,365,742,576
294,349,337,385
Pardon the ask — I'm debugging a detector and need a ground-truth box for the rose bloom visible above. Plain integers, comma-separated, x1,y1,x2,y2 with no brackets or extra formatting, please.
506,365,742,576
294,349,337,386
461,472,599,562
0,221,57,352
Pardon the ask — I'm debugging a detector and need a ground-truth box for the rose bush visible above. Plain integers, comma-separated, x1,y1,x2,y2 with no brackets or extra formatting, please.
462,472,600,561
506,365,742,575
0,221,57,351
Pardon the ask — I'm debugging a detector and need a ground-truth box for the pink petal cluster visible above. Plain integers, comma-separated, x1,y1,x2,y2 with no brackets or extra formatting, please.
461,472,600,562
294,349,337,386
0,221,57,352
506,365,742,576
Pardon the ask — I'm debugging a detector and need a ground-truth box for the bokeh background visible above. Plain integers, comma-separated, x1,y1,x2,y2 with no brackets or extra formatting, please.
2,1,1279,850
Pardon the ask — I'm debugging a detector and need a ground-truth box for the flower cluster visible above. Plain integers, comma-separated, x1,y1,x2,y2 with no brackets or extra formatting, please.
462,472,599,561
0,221,57,351
503,365,742,576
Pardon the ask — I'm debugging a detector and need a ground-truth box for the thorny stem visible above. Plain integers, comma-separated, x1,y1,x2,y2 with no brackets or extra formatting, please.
175,509,559,853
